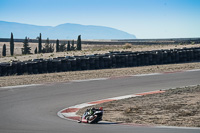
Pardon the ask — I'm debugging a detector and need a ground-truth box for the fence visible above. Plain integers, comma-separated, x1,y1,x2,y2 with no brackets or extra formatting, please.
0,47,200,76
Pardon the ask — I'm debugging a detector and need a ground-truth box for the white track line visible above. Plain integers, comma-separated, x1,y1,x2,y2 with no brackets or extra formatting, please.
134,73,162,77
70,103,96,108
0,84,40,89
186,69,200,72
108,95,137,100
156,126,200,130
1,69,200,89
72,78,108,82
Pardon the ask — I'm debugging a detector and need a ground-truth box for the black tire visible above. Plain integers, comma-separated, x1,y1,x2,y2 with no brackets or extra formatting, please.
88,115,99,124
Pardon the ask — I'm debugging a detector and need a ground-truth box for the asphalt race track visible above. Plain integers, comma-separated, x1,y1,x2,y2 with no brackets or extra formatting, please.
0,70,200,133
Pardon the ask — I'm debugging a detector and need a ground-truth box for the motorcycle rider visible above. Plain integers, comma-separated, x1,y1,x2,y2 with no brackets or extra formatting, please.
78,107,103,123
85,108,96,120
88,107,103,116
88,108,95,115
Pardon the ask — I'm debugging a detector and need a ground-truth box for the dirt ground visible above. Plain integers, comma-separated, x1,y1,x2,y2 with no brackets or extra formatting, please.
77,85,200,127
0,42,200,62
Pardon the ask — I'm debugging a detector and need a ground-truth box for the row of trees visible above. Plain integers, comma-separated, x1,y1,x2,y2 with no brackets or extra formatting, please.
2,33,82,56
2,32,14,57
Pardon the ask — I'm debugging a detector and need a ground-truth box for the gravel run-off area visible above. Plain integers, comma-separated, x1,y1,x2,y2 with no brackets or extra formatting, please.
77,85,200,127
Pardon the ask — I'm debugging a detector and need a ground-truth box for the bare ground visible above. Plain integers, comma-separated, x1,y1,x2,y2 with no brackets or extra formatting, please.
77,85,200,127
0,42,200,62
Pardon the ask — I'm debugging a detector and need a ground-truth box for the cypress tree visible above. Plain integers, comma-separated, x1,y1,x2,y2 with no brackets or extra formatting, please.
67,41,71,51
49,43,54,53
77,35,81,50
2,44,6,56
56,39,59,52
42,38,54,53
34,47,37,54
38,33,42,53
71,40,75,50
59,42,66,52
43,38,50,53
10,32,14,56
22,37,31,54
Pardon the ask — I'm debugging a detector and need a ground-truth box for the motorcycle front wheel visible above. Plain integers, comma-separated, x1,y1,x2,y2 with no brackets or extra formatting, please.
88,115,98,124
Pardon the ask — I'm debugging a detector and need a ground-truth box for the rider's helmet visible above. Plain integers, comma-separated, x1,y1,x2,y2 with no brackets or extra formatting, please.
99,107,103,110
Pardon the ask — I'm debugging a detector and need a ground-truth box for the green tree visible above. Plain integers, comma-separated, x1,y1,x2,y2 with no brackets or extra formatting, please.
56,39,59,52
59,42,66,52
43,38,50,53
77,35,81,50
42,38,54,53
49,43,54,53
10,32,14,56
34,47,37,54
2,44,6,56
22,37,31,54
71,40,75,50
67,41,71,51
38,33,42,53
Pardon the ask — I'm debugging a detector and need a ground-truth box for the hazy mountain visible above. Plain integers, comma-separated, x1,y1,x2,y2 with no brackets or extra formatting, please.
0,21,136,39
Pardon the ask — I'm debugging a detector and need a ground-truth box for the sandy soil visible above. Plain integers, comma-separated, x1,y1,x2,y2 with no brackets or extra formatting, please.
0,42,200,62
77,85,200,127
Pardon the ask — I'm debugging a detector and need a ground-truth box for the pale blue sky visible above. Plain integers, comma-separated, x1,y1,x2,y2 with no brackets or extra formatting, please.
0,0,200,38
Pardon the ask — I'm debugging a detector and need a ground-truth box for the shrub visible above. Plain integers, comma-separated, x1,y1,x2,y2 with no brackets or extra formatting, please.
123,43,132,49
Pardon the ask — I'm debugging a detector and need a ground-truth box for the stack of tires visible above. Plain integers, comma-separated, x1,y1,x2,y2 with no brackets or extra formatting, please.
0,47,200,76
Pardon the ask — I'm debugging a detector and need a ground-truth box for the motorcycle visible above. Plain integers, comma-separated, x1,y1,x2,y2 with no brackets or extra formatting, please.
78,107,103,124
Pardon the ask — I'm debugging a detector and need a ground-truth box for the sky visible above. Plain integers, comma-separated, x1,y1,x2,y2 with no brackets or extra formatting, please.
0,0,200,39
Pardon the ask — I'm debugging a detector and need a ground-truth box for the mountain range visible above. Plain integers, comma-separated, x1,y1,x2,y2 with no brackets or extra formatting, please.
0,21,136,39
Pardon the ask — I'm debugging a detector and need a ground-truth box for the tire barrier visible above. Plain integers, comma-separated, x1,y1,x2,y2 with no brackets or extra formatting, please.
0,47,200,76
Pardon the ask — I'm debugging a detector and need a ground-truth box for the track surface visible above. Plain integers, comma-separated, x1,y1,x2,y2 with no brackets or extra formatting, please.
0,71,200,133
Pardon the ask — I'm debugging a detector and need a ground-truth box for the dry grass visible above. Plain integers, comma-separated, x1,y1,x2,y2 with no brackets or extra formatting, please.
122,43,132,49
0,42,200,62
